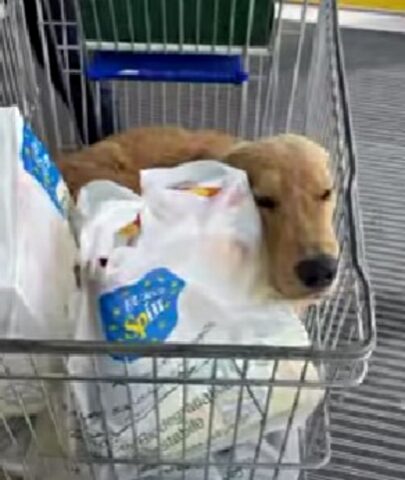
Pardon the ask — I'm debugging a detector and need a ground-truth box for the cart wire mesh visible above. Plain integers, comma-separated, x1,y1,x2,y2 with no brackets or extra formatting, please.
0,0,374,478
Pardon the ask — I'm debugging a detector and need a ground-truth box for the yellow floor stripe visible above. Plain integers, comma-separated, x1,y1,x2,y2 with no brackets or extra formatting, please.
340,0,405,9
290,0,405,11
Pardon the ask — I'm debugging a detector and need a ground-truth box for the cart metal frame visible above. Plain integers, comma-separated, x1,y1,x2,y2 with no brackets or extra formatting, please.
0,0,374,478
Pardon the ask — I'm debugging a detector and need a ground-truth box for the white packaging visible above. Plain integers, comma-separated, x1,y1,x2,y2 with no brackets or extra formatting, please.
138,161,268,303
69,163,323,479
0,106,77,416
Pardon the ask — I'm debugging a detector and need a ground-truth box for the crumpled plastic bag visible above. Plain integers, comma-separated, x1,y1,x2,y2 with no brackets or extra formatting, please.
0,106,77,417
68,161,323,479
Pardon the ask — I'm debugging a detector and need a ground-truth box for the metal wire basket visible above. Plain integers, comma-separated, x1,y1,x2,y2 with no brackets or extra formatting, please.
0,0,374,478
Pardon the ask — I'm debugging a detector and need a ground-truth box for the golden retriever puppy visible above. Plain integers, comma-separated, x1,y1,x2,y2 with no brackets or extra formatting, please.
224,135,339,300
57,127,338,300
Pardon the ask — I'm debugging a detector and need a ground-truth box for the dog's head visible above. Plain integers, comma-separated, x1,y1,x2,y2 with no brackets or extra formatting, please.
224,134,339,300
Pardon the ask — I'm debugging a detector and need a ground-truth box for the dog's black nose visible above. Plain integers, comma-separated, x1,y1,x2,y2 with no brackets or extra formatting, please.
295,255,337,289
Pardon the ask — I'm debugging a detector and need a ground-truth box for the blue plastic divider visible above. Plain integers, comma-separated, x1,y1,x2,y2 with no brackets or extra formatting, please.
86,51,248,84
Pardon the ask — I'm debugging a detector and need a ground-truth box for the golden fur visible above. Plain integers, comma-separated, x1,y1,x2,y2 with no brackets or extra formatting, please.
224,135,338,299
57,127,338,300
56,127,235,195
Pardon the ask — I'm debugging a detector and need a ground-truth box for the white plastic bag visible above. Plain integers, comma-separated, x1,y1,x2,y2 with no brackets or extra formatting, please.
69,163,323,479
0,106,77,416
139,161,267,302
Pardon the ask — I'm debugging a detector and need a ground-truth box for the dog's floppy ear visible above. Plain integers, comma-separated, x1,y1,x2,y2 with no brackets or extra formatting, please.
223,142,280,210
222,143,266,206
222,141,258,183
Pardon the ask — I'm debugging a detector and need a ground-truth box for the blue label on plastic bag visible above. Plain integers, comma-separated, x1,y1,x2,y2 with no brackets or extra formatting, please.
99,268,186,361
21,123,69,217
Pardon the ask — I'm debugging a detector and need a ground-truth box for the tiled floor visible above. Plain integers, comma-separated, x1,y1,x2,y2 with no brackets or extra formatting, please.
308,28,405,480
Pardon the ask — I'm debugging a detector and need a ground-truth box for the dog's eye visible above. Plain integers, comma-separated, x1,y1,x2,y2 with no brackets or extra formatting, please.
319,189,333,201
255,195,279,210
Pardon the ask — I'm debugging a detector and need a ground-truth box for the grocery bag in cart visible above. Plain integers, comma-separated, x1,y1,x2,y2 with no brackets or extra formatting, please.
68,162,323,479
0,107,77,416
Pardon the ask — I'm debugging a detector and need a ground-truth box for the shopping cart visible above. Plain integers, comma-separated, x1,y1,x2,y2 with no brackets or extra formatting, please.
0,0,374,479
